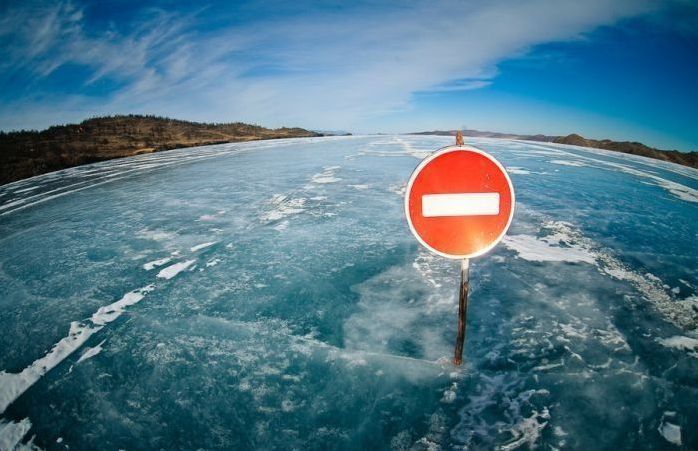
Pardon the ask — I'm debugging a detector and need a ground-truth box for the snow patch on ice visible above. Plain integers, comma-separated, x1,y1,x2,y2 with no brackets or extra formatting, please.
541,144,698,203
412,251,443,289
0,322,100,414
499,407,550,451
190,241,217,252
199,210,225,221
143,257,171,270
503,223,596,264
260,195,306,223
310,166,342,184
13,186,39,194
0,199,27,211
554,426,567,437
600,161,697,202
549,159,588,167
658,414,682,446
0,418,32,451
506,221,698,331
77,339,106,364
451,374,551,450
355,137,433,159
601,265,698,331
311,176,341,184
656,336,698,356
507,167,531,175
651,177,698,203
157,260,196,279
387,183,406,196
396,138,433,159
532,361,564,371
91,286,155,326
0,285,154,414
441,383,457,403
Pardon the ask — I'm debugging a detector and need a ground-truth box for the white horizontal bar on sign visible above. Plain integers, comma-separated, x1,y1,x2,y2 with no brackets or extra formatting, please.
421,192,500,217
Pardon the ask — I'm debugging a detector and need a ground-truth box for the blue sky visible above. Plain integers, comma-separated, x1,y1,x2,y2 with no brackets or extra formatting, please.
1,0,696,150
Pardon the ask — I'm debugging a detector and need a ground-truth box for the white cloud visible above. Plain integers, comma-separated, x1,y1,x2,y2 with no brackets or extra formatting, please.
0,0,655,131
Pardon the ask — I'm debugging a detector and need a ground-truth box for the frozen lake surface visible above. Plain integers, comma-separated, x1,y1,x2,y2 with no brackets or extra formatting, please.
0,135,696,450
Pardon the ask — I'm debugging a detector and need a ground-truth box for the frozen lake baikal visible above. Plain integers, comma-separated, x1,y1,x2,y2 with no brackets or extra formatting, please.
0,135,696,450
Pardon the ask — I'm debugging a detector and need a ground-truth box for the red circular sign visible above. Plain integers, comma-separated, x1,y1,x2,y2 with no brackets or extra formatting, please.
404,145,515,259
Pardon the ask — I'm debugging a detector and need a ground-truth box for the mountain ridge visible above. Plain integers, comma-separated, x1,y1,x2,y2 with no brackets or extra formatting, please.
410,129,697,169
2,119,696,187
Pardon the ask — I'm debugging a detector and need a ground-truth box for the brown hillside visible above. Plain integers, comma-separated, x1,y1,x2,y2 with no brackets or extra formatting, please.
0,115,321,185
554,134,698,168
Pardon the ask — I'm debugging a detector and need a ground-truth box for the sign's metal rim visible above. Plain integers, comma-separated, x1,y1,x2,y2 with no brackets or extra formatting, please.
404,144,516,260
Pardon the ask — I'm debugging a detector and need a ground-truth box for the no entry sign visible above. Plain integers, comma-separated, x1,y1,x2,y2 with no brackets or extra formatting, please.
404,139,515,365
405,145,515,259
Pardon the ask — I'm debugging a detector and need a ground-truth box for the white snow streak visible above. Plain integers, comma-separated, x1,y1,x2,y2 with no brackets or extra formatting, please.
76,339,106,364
157,260,196,279
190,241,217,252
0,286,154,414
0,418,32,451
143,257,172,271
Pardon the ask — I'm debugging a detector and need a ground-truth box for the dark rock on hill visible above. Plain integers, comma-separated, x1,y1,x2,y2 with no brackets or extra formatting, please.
0,115,321,185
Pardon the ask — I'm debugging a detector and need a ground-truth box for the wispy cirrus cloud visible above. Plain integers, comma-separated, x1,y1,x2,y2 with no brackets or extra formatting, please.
0,0,656,132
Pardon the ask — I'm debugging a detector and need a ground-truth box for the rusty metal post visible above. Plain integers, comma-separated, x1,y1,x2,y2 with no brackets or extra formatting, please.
456,130,464,146
453,258,470,365
453,131,468,365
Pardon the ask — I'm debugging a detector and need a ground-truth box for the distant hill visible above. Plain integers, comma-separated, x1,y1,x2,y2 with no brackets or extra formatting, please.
411,129,697,169
313,130,353,136
410,129,557,142
0,115,321,185
554,134,698,168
